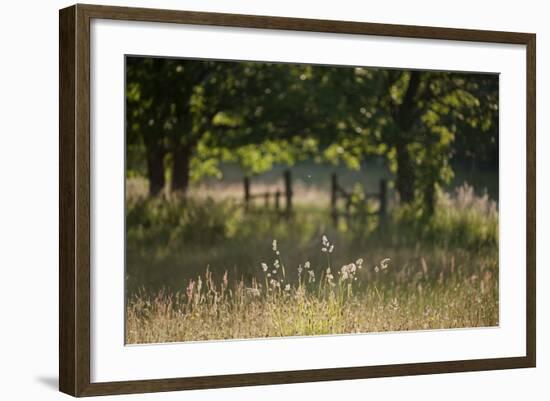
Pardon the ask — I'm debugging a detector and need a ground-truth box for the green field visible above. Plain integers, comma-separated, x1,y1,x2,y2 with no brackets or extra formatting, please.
125,168,498,344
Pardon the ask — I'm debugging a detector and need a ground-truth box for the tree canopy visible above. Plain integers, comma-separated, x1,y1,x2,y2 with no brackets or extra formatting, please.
126,56,498,213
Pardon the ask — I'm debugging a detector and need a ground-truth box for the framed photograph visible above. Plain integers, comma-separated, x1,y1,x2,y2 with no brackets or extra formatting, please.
59,4,536,397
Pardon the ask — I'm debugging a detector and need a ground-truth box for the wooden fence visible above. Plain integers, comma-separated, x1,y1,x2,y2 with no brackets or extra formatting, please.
243,170,387,225
243,170,292,216
330,173,387,226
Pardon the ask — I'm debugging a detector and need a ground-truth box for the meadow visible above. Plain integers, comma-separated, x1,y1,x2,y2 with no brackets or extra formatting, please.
125,164,499,344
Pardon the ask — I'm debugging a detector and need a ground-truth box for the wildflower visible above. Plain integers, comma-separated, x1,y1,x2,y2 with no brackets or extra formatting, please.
304,261,311,269
321,235,334,253
340,263,358,281
380,258,391,270
274,259,280,269
356,258,363,268
284,284,291,291
308,270,316,283
326,267,334,282
261,263,268,272
272,270,277,275
270,278,280,288
272,239,278,252
374,266,379,273
297,266,303,275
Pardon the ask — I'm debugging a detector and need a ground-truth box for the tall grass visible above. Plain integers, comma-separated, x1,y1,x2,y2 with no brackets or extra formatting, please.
387,184,498,249
127,235,498,344
125,183,498,343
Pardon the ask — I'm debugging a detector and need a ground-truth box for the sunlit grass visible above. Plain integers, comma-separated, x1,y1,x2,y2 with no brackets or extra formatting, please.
126,232,498,344
126,236,498,344
125,183,499,343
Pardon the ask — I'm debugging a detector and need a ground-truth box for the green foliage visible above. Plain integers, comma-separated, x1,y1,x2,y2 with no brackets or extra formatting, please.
126,56,498,210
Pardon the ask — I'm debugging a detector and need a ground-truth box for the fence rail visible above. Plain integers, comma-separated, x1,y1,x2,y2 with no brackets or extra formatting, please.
243,170,387,225
330,173,387,225
243,170,292,216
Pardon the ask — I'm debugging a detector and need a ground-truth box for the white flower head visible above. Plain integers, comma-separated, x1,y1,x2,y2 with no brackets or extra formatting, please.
308,270,316,283
380,258,391,270
261,263,269,272
322,235,329,246
322,247,327,253
329,245,334,253
284,284,291,291
340,263,357,281
304,261,311,269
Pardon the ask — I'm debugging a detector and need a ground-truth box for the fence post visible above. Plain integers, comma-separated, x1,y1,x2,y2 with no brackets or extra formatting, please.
379,179,387,218
283,170,292,216
345,196,352,221
244,176,250,212
275,190,281,211
331,173,338,226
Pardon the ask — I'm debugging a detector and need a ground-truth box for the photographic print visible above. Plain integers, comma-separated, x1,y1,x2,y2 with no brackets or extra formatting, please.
124,56,499,344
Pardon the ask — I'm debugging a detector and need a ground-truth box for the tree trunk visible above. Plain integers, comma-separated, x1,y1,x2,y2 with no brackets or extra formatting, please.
395,143,415,204
423,179,435,216
146,147,165,196
172,145,192,195
392,71,422,205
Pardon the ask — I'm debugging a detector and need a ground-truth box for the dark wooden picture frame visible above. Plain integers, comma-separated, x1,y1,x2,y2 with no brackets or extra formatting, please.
59,3,536,397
